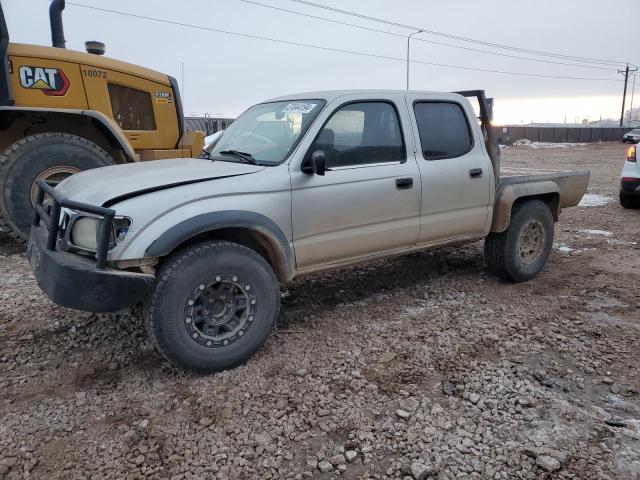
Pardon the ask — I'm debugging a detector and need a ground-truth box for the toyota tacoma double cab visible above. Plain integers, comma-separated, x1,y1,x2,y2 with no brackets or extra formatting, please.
27,89,590,372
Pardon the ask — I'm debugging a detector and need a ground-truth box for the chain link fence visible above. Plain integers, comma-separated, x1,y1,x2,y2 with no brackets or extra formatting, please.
185,116,235,136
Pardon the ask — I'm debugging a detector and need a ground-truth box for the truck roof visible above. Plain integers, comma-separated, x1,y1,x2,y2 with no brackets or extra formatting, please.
266,89,466,103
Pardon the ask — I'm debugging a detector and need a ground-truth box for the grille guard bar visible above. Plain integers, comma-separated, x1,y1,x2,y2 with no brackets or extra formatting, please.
32,179,115,269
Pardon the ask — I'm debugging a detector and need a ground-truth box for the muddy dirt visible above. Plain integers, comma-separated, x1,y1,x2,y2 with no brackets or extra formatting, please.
0,143,638,479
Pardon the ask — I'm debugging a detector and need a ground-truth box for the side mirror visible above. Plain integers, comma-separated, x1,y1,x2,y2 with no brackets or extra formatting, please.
302,150,326,176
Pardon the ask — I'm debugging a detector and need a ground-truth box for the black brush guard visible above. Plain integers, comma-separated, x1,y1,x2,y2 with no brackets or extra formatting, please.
32,179,115,269
29,180,154,313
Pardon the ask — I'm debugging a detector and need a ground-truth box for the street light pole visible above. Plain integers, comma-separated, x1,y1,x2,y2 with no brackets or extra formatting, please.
406,30,424,90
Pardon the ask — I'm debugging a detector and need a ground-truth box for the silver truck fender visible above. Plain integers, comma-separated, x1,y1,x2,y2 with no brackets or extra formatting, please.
491,180,560,233
145,210,296,281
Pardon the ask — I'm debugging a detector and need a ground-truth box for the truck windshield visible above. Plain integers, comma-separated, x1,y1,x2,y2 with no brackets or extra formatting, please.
205,100,326,164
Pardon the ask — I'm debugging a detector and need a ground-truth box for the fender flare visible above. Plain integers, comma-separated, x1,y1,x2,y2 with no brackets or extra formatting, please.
491,180,560,233
145,210,296,280
0,106,135,161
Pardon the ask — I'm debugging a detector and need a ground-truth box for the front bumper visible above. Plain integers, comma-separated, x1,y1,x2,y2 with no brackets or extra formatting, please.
28,220,154,313
28,179,155,313
621,178,640,195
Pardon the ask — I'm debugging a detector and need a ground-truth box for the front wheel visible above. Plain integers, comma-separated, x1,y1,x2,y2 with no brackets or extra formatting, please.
484,199,555,282
144,240,280,373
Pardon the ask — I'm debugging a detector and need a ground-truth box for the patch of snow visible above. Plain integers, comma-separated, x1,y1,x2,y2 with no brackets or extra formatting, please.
607,239,638,246
554,244,574,253
512,138,586,149
403,305,429,316
553,243,596,255
579,229,613,237
579,194,612,207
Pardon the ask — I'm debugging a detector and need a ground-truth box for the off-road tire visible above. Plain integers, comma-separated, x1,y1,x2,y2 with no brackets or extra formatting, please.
144,241,280,373
0,133,113,243
620,191,640,209
484,199,554,282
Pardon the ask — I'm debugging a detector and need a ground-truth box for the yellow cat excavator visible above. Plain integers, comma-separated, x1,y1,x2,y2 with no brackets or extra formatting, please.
0,0,204,242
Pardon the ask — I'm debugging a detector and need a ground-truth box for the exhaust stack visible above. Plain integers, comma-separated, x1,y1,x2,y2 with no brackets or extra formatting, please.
0,3,12,105
49,0,66,48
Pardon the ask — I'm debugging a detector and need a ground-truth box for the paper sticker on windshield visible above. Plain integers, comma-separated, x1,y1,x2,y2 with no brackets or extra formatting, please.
281,103,317,114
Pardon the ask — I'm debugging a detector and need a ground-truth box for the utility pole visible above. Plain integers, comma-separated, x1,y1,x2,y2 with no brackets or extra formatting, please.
618,63,638,127
406,30,424,90
629,73,637,127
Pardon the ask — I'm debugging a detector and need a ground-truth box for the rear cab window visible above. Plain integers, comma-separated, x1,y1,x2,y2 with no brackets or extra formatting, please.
413,101,473,160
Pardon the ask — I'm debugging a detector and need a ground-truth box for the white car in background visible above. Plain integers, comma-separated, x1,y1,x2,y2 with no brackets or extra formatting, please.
620,145,640,209
204,130,224,149
622,128,640,144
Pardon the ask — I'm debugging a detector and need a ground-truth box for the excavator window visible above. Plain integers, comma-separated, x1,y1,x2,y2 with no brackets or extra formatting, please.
107,83,156,131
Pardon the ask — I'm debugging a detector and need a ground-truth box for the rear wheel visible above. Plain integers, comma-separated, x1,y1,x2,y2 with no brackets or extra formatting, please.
144,241,280,373
0,133,113,243
485,199,555,282
620,191,640,209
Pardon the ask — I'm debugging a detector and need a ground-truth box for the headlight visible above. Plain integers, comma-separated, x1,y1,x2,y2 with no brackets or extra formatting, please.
71,216,100,251
70,216,131,252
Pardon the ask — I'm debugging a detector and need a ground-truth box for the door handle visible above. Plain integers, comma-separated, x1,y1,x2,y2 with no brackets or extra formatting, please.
469,168,483,178
395,177,413,189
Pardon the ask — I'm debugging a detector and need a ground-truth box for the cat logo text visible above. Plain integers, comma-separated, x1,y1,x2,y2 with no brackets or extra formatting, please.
18,66,70,96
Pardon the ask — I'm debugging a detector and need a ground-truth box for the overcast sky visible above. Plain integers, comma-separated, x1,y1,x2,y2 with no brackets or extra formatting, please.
5,0,640,123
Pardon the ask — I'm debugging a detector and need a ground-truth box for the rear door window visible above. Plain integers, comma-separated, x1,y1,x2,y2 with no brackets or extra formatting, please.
413,102,473,160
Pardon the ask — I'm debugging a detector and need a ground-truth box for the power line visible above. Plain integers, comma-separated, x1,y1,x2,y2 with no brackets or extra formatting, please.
412,37,617,71
409,60,619,82
63,2,415,62
237,0,616,71
291,0,630,68
65,2,622,83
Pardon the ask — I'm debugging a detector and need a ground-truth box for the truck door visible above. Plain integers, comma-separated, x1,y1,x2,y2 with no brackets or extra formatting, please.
405,94,492,244
290,97,421,270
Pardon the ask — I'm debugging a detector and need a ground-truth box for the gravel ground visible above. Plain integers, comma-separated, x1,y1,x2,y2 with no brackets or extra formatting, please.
1,143,639,480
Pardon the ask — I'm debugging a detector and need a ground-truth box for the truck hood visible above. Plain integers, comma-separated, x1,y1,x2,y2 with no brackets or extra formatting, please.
56,158,265,207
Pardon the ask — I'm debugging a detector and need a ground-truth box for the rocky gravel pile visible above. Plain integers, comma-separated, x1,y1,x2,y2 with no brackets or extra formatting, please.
1,143,639,479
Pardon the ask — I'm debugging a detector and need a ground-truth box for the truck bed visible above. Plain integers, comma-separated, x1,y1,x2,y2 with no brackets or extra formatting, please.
498,167,590,209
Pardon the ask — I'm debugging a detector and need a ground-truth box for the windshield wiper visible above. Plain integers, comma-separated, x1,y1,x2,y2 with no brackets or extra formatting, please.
199,149,214,160
219,150,259,165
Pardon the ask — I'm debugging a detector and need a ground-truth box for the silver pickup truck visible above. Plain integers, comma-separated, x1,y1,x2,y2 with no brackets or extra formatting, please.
27,89,589,372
